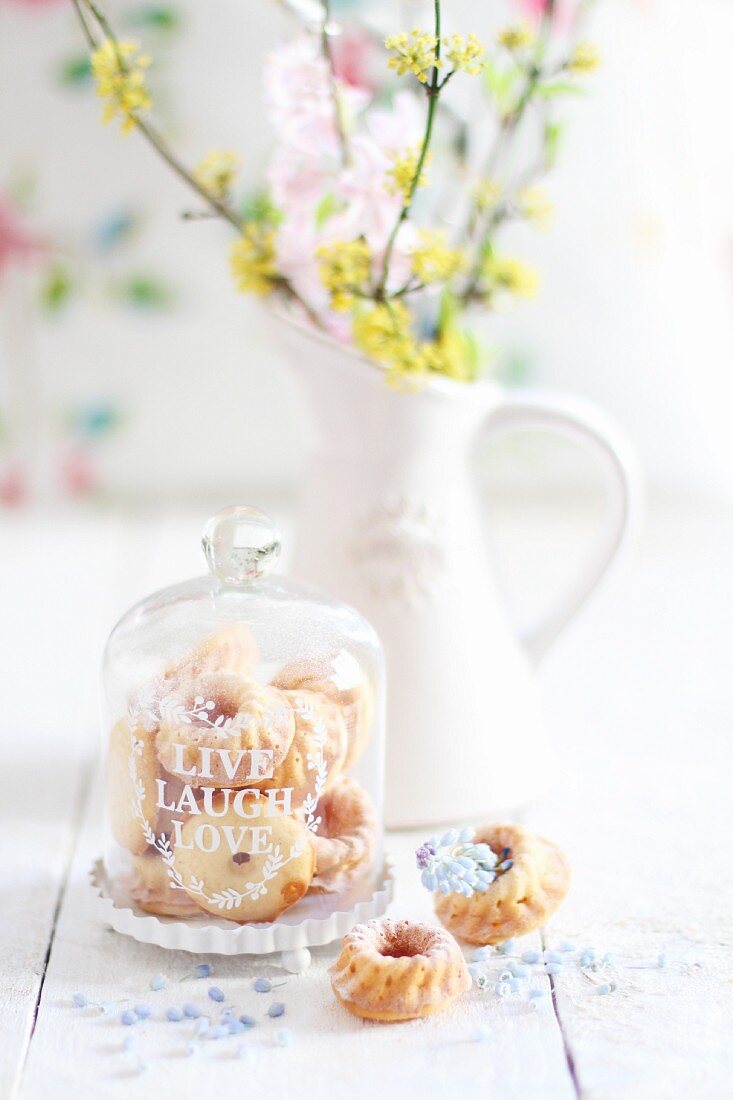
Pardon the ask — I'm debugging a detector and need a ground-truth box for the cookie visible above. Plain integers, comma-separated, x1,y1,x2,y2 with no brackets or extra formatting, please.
155,671,295,788
130,852,203,918
251,688,347,809
174,797,315,922
106,717,158,855
167,621,259,683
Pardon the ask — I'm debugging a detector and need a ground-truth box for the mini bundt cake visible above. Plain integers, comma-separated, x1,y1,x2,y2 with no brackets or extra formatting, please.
251,688,347,808
311,777,377,892
329,919,470,1021
434,823,570,944
272,656,372,769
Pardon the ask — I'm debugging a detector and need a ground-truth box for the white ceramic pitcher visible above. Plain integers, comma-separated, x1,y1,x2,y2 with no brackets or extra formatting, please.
266,313,640,828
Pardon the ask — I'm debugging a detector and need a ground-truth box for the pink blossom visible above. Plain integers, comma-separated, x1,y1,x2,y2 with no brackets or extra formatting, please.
268,145,336,215
0,464,27,508
514,0,575,26
365,90,424,152
264,35,368,160
0,196,45,281
331,27,379,92
59,447,97,498
276,213,331,315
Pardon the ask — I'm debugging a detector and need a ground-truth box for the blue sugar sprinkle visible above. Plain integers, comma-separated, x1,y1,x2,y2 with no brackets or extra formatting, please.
208,986,225,1003
239,1015,257,1028
268,1002,286,1018
521,951,541,964
496,939,516,956
134,1004,153,1019
166,1006,184,1022
276,1027,293,1047
183,1003,201,1018
253,977,271,993
72,993,88,1008
120,1010,137,1026
149,974,166,991
195,964,212,979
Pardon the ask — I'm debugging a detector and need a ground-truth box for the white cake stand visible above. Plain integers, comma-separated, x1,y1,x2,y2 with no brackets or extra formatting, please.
89,858,394,969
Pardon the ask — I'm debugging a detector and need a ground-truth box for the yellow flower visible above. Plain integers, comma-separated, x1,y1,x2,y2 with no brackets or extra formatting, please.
385,147,430,200
497,23,534,52
230,225,278,296
473,178,502,212
316,239,372,312
194,150,241,201
91,38,151,135
567,42,601,74
409,230,466,284
443,33,485,75
421,334,474,381
353,302,426,379
385,29,440,84
516,185,553,231
483,255,539,298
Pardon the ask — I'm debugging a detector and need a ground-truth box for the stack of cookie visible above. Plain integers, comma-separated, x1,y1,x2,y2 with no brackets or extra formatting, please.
106,622,378,924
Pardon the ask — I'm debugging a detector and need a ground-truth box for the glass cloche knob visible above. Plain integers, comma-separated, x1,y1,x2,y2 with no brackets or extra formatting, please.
202,506,281,585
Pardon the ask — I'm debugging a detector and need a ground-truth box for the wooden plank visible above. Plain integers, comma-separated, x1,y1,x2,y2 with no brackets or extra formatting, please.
0,514,132,1095
529,508,733,1099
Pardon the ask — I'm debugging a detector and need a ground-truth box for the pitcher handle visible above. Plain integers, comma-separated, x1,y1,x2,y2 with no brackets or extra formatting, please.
483,388,642,664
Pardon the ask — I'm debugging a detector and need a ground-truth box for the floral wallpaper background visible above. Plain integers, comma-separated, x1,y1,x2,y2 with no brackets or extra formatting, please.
2,0,733,507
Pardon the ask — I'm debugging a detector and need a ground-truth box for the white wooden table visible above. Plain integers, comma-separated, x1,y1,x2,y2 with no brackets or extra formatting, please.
1,501,731,1099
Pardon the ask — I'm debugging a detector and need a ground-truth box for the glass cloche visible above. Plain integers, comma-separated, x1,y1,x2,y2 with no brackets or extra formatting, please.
99,506,389,954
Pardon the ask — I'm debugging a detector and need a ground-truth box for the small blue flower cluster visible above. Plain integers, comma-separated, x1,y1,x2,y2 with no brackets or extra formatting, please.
416,827,510,897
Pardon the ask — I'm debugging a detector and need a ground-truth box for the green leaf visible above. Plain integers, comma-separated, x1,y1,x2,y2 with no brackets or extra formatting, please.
128,5,181,32
57,54,92,87
40,265,73,314
543,120,564,166
315,192,341,230
535,81,586,99
240,190,282,228
483,57,522,111
117,274,173,309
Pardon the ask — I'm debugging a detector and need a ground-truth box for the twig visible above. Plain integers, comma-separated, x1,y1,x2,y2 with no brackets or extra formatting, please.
376,0,442,298
70,0,323,327
320,0,350,168
459,0,557,305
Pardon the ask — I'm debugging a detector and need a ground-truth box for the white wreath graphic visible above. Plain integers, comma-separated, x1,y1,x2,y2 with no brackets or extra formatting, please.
127,695,328,913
